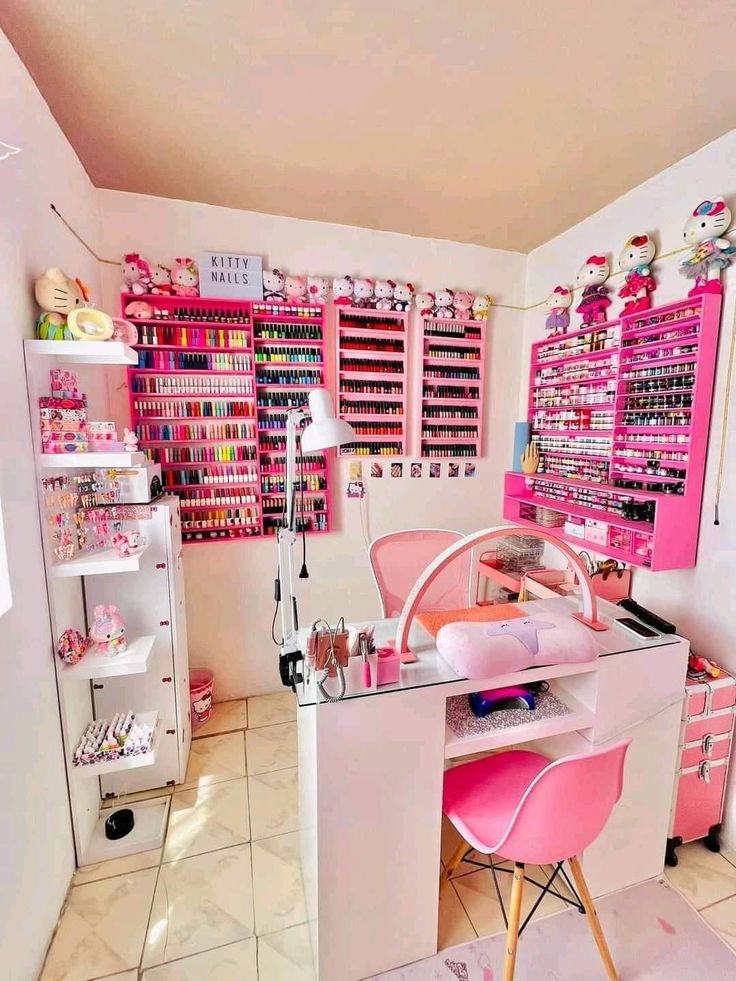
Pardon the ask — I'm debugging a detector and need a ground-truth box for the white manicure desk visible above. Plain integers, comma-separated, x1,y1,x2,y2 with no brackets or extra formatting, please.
295,596,688,981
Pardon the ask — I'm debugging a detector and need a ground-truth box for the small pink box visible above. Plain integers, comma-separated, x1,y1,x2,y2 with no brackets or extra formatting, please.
376,646,400,686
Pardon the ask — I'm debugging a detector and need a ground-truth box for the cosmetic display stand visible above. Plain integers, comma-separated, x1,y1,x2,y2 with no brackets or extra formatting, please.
24,340,191,866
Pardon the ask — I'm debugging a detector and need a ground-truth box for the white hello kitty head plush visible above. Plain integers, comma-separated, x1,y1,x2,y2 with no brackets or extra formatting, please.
453,290,474,320
353,278,375,307
307,275,328,303
333,275,354,305
575,255,610,289
546,285,572,311
433,288,455,318
392,282,414,311
373,280,394,310
619,234,656,272
415,291,435,316
284,275,307,302
683,198,732,246
263,268,286,299
150,263,172,294
121,253,152,295
171,258,199,297
472,294,492,320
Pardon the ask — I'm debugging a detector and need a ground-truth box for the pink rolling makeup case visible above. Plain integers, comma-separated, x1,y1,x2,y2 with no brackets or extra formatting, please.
666,669,736,866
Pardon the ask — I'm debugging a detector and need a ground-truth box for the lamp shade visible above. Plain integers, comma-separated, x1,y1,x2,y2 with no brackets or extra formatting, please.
301,390,356,452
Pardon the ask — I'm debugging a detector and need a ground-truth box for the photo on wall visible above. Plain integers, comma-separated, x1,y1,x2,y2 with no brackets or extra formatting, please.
370,462,383,478
391,462,403,478
411,462,423,478
448,462,460,478
465,462,476,478
429,463,441,478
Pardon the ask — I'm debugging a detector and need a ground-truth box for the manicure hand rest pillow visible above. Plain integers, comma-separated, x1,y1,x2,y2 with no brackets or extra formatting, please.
436,611,597,678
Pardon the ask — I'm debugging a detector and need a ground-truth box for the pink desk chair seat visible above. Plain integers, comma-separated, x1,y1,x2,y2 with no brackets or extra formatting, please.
442,741,630,981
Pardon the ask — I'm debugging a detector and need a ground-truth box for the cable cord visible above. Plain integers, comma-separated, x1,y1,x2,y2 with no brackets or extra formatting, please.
312,618,347,703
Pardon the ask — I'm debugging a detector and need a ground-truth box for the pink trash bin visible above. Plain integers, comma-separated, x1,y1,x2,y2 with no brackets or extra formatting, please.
190,670,214,727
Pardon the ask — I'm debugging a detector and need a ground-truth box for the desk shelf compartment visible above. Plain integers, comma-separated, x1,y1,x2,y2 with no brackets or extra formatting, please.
337,307,408,456
61,635,155,681
71,711,160,777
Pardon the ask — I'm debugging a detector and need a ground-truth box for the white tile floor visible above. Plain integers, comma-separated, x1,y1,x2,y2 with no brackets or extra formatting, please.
41,695,736,978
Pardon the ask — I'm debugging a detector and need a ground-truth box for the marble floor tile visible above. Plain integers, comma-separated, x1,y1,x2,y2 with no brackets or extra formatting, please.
252,832,307,936
142,844,254,967
247,692,296,729
41,868,157,981
257,923,315,980
246,721,297,775
165,779,250,861
93,973,138,980
193,699,248,739
438,882,477,950
142,937,257,979
179,732,246,791
248,766,299,840
74,847,162,886
701,893,736,951
665,841,736,910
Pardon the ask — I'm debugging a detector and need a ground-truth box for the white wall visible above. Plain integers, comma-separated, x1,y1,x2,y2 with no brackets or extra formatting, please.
97,191,527,699
523,128,736,851
0,30,102,980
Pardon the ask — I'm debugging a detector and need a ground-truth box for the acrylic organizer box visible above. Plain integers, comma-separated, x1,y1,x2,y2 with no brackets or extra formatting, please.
125,293,331,541
503,293,722,570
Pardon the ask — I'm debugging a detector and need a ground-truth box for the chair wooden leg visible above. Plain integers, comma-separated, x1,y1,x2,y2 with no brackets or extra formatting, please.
441,839,469,884
568,856,618,981
503,862,525,981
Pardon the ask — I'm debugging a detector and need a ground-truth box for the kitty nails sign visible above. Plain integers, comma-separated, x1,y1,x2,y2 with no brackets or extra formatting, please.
198,251,263,299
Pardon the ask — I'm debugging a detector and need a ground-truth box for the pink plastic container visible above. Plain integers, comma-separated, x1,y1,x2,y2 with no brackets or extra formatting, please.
376,647,400,686
190,669,214,727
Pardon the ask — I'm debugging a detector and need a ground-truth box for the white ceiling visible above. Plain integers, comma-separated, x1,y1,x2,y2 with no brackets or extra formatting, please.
3,0,735,252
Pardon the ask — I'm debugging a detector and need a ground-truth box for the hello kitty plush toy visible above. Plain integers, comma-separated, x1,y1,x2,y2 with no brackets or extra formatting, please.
333,275,354,306
89,604,127,656
472,294,492,320
433,288,455,319
353,278,375,308
544,286,573,336
680,199,736,296
307,275,328,304
617,234,657,314
575,255,611,326
121,253,152,295
150,263,172,295
453,290,474,321
415,291,435,316
123,427,139,452
171,258,199,297
392,282,414,312
374,280,395,310
285,275,307,303
263,269,286,301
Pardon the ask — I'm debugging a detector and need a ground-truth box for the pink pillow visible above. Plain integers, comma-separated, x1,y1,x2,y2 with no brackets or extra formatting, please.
436,611,598,678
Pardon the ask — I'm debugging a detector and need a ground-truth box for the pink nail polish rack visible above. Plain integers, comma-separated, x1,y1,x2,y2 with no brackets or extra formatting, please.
125,293,331,542
503,293,722,570
418,314,487,458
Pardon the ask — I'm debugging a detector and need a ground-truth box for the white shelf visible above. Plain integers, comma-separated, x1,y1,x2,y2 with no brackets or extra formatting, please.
51,543,150,578
25,339,138,365
62,635,155,681
72,711,160,777
444,690,594,759
38,451,145,469
80,796,170,865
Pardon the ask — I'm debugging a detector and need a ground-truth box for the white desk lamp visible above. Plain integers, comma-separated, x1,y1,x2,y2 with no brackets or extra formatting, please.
277,389,355,688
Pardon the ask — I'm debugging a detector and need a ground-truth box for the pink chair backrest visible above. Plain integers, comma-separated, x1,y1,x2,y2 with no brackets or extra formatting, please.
496,740,631,865
369,529,470,618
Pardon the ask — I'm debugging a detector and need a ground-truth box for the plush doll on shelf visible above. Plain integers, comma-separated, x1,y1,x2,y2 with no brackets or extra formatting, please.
373,280,395,310
123,428,139,452
171,258,199,297
414,291,435,316
392,282,414,311
544,285,573,336
263,269,286,301
452,290,474,321
124,300,155,320
433,288,455,318
284,275,308,303
34,267,90,340
617,234,657,314
307,275,329,304
150,263,172,295
121,253,152,295
679,199,736,296
353,278,375,308
333,275,354,306
575,255,612,325
472,294,492,320
89,604,127,656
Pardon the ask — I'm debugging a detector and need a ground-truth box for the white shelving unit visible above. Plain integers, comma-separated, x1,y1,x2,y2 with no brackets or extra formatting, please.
25,339,138,364
61,635,155,680
38,450,146,469
71,712,160,778
83,796,170,865
50,544,150,578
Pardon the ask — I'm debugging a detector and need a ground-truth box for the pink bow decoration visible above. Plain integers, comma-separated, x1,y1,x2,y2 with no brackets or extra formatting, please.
631,235,649,246
586,255,607,266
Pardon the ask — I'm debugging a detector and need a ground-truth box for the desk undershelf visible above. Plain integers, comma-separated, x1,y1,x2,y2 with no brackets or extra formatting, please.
444,688,593,759
81,796,170,865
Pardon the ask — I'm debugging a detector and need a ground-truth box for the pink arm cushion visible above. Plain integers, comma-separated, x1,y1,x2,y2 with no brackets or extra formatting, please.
435,610,598,679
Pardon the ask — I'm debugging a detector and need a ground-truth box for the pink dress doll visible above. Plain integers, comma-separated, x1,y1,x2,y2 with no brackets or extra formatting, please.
575,255,611,326
171,258,199,297
544,285,572,335
680,199,735,296
618,234,657,314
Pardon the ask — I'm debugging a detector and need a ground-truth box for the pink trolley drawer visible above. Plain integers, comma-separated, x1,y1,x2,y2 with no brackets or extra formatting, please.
680,731,732,769
682,708,735,745
683,672,736,719
672,758,729,843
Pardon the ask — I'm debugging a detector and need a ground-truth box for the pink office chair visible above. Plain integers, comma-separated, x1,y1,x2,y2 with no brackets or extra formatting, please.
442,740,631,981
369,529,471,618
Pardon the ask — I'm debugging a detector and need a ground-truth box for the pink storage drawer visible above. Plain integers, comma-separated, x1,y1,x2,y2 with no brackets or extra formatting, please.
683,675,736,718
680,731,731,769
672,759,729,844
682,709,734,744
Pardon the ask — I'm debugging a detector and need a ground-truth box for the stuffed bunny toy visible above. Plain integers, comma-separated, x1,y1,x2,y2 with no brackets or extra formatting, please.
89,605,127,656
